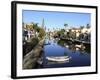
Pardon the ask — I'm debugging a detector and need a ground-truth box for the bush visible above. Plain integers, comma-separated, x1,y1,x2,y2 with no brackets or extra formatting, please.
57,40,65,47
23,38,39,57
38,28,45,39
57,29,65,37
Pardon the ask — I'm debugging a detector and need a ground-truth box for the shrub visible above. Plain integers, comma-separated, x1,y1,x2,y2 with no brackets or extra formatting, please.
23,38,39,57
38,28,45,39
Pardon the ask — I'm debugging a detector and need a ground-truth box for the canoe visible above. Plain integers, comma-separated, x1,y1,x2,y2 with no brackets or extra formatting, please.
46,56,71,62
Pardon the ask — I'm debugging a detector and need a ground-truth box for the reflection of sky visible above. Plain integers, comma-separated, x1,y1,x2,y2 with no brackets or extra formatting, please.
43,39,90,67
23,10,91,31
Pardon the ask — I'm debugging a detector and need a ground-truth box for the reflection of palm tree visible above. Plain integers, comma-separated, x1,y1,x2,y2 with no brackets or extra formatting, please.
64,51,68,56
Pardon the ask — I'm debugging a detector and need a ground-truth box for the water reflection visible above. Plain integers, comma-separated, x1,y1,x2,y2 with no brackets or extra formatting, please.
38,37,91,68
58,39,91,54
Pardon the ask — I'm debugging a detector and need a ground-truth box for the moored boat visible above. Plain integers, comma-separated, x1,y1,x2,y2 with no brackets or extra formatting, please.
46,56,71,62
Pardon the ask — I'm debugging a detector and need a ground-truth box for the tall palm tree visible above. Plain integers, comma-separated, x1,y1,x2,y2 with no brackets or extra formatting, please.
32,22,39,37
80,26,84,29
86,24,90,29
64,23,68,30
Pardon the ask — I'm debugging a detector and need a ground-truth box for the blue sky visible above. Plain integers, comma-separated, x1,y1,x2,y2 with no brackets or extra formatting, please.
23,10,91,30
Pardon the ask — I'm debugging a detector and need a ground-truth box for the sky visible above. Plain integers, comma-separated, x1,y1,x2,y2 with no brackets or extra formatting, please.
23,10,91,31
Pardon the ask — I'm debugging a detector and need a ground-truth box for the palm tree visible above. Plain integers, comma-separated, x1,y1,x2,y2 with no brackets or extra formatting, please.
64,23,68,30
32,22,39,37
64,24,68,37
86,24,90,29
80,26,84,29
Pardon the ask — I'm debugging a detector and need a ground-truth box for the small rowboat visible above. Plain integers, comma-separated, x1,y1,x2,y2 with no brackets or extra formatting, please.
46,56,71,62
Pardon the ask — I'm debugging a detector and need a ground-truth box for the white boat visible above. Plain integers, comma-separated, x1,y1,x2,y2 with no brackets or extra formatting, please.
46,56,71,62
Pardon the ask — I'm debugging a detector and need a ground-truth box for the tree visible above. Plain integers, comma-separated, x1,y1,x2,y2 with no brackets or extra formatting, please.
32,23,38,30
57,29,65,37
86,24,90,29
38,28,45,39
80,26,84,29
64,23,68,30
31,23,39,37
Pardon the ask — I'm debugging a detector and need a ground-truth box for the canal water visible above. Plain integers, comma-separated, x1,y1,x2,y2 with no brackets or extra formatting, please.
40,37,91,68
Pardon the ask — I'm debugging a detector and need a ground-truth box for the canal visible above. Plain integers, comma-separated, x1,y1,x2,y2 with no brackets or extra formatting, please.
38,37,91,68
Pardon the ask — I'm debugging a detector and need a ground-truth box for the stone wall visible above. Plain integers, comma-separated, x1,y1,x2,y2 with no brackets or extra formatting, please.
23,39,45,69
